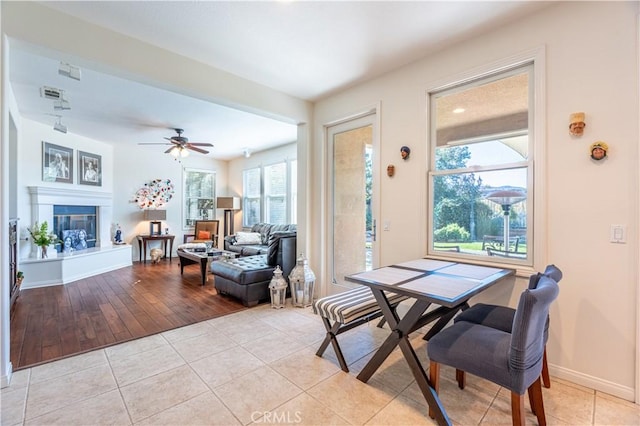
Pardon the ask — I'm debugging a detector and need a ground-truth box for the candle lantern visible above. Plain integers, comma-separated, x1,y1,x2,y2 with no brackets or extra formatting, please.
269,266,288,309
288,254,316,308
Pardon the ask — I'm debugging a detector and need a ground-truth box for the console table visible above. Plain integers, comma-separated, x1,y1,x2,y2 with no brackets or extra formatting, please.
137,234,175,263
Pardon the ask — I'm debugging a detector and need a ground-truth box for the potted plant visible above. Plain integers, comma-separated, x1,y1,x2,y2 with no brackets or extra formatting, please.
27,221,58,258
16,271,24,287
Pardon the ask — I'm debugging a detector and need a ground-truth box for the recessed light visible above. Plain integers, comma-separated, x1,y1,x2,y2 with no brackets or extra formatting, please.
453,108,465,114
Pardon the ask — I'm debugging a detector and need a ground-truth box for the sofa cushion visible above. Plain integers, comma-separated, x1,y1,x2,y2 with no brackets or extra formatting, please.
251,223,274,245
235,232,262,245
240,245,268,256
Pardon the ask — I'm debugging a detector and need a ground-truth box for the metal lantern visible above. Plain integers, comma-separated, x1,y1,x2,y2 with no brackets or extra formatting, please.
269,265,288,309
288,254,316,308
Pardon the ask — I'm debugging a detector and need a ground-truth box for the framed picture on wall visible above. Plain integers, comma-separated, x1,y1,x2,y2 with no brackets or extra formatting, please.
42,141,73,183
78,151,102,186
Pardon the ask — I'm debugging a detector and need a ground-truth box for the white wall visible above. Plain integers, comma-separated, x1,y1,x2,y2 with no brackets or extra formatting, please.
312,1,638,400
228,142,297,231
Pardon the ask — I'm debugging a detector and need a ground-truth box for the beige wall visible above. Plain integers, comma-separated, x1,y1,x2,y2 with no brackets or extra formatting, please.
312,1,638,400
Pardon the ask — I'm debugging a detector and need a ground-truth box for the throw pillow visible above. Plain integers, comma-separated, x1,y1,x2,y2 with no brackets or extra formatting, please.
235,231,262,245
197,230,211,240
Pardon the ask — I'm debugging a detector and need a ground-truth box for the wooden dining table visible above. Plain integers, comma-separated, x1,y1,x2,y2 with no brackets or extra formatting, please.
345,258,514,426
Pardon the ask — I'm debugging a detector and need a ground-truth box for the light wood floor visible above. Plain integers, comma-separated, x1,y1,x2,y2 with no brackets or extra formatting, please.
10,258,247,370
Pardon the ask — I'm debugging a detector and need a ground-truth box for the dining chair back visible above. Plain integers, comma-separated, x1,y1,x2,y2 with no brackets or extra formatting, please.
452,264,562,388
427,275,560,425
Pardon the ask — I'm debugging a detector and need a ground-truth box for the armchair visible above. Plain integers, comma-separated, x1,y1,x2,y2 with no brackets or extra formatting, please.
184,220,220,247
427,275,560,426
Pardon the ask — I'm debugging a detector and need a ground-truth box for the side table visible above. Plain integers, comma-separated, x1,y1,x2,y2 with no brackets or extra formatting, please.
137,234,175,263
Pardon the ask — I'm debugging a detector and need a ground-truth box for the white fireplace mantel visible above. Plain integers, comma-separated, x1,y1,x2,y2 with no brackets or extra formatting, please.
28,186,113,207
22,186,132,288
28,185,114,249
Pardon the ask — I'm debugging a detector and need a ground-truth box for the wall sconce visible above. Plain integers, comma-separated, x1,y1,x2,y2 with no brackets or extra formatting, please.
217,197,241,236
144,209,166,235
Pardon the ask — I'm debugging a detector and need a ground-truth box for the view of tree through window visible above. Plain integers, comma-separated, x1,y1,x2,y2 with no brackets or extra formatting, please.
429,65,532,262
183,168,216,229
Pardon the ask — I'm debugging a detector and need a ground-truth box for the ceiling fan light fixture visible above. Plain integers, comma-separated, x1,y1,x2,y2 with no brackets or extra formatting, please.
170,146,181,157
180,147,190,157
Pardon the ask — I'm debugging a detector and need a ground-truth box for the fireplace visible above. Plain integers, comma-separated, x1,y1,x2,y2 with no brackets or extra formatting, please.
22,186,132,289
53,205,97,253
28,186,113,250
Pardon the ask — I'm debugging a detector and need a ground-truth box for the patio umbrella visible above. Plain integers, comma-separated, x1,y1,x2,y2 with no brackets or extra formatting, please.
485,190,526,251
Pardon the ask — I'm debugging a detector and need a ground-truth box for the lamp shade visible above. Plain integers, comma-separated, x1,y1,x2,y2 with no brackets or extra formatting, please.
144,209,167,220
217,197,241,210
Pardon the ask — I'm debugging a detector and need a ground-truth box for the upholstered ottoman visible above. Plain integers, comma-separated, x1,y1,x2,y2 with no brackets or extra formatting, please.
211,235,296,307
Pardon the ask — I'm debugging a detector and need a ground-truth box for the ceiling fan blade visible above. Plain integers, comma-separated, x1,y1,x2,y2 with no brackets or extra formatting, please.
138,143,172,145
164,146,175,154
186,145,209,154
187,142,214,147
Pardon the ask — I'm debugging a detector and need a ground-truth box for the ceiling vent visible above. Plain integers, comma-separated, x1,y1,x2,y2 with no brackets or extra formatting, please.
40,86,64,100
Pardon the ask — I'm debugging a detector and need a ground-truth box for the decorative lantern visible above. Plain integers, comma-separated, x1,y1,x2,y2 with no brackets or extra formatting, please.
269,266,288,309
288,254,316,308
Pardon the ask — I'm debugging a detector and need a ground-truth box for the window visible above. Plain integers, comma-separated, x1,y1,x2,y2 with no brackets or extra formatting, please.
243,168,261,227
183,168,216,229
428,64,533,264
243,159,297,227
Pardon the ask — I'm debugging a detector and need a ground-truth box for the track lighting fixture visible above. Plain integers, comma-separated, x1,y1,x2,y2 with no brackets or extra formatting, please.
59,62,82,81
53,99,71,111
53,115,67,133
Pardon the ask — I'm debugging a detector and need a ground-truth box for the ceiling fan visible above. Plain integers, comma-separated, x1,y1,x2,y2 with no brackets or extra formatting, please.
139,128,214,157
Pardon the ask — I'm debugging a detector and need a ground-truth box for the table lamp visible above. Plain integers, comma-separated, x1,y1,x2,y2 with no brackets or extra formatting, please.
144,209,166,235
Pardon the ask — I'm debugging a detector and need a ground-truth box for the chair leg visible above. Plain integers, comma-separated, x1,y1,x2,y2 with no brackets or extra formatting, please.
510,391,526,426
428,361,440,419
455,369,466,389
528,377,547,426
542,347,551,388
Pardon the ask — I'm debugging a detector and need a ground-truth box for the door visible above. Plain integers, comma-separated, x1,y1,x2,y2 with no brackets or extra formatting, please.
327,112,379,293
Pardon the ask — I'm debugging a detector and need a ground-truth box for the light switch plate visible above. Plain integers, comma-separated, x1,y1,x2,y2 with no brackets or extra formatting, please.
610,225,626,243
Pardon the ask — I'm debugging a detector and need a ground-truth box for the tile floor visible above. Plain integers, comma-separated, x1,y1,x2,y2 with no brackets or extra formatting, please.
2,303,639,425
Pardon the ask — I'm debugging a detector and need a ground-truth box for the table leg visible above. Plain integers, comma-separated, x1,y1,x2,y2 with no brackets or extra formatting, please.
357,295,430,382
357,291,451,426
143,240,147,264
200,257,207,286
169,238,174,262
138,239,142,263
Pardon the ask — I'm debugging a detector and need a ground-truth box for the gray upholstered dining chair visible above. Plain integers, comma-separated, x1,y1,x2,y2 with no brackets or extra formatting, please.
427,275,560,426
453,264,562,388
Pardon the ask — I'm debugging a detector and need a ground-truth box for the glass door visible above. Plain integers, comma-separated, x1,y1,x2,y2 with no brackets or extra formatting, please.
327,112,378,293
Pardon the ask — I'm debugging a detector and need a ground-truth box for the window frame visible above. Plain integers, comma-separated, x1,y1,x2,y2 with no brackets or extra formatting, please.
242,158,297,227
425,48,546,273
182,168,216,230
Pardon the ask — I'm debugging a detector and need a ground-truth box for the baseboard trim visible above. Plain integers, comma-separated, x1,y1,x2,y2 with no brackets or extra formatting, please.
550,363,635,402
1,362,13,388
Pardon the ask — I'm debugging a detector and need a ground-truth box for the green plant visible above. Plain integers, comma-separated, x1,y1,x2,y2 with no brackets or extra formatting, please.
434,223,470,242
27,221,58,247
17,271,24,279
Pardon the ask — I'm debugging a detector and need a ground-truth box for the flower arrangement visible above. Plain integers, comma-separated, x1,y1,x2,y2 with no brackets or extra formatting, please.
27,221,58,247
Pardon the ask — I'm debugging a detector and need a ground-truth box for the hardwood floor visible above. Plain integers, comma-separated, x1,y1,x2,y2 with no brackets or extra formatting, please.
10,258,248,370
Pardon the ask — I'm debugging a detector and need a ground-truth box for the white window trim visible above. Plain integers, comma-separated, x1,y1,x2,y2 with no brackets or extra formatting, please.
425,46,546,276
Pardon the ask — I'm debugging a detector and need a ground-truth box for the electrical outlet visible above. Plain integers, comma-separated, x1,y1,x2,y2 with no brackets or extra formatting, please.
610,225,626,243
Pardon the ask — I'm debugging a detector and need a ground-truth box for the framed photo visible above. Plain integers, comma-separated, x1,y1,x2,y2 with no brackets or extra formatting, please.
42,141,73,183
78,151,102,186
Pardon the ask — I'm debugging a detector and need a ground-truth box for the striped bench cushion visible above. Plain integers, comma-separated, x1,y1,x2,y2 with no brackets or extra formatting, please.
313,287,407,325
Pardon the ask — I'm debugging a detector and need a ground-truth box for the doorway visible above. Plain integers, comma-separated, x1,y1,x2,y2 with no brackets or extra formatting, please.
327,112,378,294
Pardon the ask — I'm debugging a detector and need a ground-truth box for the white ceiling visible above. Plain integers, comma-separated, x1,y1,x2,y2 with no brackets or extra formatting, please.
9,1,550,160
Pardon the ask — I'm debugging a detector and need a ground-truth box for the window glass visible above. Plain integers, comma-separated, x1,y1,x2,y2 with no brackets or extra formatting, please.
183,169,216,229
429,65,532,263
243,168,261,227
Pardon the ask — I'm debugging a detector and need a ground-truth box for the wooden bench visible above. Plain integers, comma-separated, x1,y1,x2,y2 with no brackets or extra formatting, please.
312,287,408,372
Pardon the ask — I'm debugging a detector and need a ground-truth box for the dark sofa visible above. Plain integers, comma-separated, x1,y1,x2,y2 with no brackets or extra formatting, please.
213,224,297,307
224,223,297,256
